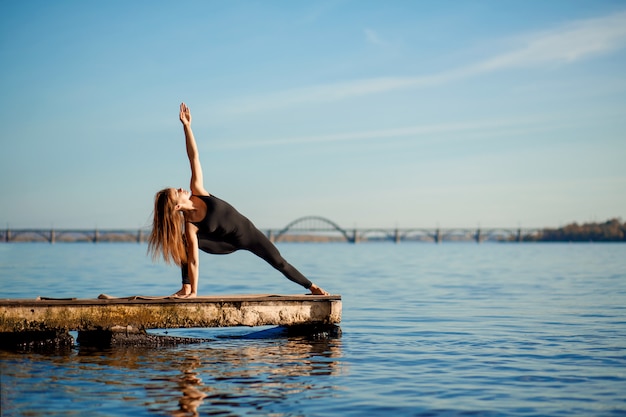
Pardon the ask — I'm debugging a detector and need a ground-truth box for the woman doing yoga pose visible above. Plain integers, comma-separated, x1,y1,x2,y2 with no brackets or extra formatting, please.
148,103,328,298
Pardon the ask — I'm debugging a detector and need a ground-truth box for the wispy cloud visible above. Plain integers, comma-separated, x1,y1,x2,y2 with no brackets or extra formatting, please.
471,10,626,72
213,10,626,116
364,28,387,46
299,0,346,24
214,115,569,150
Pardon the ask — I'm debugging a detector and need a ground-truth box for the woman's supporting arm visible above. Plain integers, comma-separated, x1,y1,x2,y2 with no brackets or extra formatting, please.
184,222,200,297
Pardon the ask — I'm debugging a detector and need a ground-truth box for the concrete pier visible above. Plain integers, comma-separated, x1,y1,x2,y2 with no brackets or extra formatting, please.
0,294,342,349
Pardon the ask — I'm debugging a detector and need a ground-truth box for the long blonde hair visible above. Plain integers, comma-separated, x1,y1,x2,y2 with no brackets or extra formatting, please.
148,188,187,266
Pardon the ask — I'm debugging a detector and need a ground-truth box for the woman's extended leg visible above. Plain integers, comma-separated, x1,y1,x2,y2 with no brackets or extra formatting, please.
179,229,328,295
241,228,314,289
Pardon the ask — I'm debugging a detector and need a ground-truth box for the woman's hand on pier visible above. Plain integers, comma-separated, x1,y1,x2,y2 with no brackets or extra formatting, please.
309,284,330,295
179,102,192,126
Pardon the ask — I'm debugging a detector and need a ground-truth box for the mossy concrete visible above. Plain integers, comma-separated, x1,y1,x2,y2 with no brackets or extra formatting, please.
0,294,342,333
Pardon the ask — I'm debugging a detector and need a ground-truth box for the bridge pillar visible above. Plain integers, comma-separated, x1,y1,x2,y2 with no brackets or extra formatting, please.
516,228,522,242
394,228,400,243
94,228,99,243
435,229,441,244
267,229,275,243
50,229,55,244
137,229,143,243
352,228,359,244
475,228,481,244
5,228,10,243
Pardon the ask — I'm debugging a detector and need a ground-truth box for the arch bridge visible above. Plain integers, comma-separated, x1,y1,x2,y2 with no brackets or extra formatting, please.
268,217,540,243
271,216,356,243
1,221,542,244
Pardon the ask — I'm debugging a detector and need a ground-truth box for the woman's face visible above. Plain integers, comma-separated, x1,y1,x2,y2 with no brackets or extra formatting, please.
172,188,191,207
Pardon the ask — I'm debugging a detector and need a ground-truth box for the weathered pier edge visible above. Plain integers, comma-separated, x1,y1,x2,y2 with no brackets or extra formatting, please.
0,294,342,350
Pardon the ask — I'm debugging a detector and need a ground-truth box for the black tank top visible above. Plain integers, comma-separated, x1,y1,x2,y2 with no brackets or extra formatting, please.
191,195,252,240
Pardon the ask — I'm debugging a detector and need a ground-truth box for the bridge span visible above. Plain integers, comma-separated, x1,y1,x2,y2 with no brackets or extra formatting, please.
268,216,541,243
2,217,542,244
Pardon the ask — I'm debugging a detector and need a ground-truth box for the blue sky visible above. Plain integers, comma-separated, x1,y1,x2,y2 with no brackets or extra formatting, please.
1,1,625,230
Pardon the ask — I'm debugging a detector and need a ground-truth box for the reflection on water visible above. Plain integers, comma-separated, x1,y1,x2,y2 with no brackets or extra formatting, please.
0,331,343,416
169,337,342,416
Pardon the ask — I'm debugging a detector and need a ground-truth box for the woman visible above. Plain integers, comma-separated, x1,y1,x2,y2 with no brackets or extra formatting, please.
148,103,328,298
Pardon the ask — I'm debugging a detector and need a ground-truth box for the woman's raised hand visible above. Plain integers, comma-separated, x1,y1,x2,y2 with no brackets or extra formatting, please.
179,102,192,126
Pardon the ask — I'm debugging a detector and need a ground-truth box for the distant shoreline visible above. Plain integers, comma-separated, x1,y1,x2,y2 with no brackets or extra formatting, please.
524,218,625,242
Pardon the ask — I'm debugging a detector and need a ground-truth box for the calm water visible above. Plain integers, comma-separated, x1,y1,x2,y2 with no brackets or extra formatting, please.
1,242,625,416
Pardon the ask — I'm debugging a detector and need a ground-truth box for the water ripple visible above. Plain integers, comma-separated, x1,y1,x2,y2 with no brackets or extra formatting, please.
2,243,626,416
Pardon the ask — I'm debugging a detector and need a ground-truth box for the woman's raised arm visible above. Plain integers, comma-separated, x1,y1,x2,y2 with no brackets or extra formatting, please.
179,103,208,196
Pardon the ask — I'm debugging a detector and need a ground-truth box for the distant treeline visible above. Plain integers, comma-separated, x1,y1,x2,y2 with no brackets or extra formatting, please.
527,218,626,242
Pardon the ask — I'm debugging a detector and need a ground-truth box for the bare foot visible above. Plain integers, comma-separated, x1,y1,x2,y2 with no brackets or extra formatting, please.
309,284,329,295
173,292,197,299
172,284,192,297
